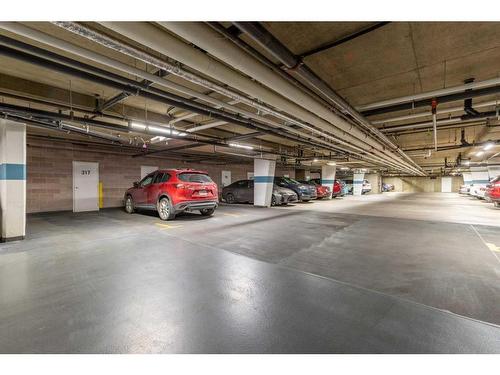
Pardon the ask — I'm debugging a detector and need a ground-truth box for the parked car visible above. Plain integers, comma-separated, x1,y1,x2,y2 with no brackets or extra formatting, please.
362,179,372,194
221,179,298,205
274,176,317,201
382,183,394,192
470,183,489,199
298,180,331,199
308,178,342,198
459,184,470,195
485,176,500,207
124,169,218,220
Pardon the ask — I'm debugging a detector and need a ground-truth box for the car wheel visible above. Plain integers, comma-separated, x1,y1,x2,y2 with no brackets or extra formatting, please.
271,195,277,206
225,193,235,204
200,207,216,216
495,201,500,208
124,195,135,214
157,197,175,221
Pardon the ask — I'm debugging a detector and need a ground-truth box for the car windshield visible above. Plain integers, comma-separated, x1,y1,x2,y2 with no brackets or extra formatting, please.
178,172,213,183
281,177,300,185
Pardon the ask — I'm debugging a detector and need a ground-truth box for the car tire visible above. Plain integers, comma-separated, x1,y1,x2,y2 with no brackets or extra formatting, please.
124,195,135,214
271,195,277,206
225,193,235,204
157,197,175,221
495,201,500,208
200,207,216,216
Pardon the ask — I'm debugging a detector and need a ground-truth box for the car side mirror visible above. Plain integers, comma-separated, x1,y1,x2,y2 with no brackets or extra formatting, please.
133,181,139,188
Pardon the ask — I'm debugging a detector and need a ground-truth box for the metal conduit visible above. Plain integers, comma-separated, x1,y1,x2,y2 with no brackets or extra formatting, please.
231,22,425,176
157,22,424,175
49,22,421,173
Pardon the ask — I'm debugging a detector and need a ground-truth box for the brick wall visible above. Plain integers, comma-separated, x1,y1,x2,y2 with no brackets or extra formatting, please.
27,138,294,213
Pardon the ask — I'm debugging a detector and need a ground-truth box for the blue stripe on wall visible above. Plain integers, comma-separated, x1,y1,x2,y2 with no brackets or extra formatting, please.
353,180,363,184
254,176,274,183
321,179,335,184
472,179,490,184
0,163,26,180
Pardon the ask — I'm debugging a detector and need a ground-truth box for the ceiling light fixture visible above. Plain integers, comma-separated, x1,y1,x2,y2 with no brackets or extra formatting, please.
483,142,494,150
327,161,337,166
476,151,484,157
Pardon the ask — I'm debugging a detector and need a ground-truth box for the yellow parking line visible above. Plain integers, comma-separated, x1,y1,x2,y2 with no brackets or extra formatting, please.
155,223,183,229
222,212,244,217
486,243,500,252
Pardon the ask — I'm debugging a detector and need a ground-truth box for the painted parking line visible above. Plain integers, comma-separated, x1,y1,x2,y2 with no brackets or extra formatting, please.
470,225,500,264
486,243,500,253
221,212,245,218
155,223,183,229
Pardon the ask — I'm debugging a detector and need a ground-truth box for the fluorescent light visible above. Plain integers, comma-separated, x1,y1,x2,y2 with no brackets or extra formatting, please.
313,158,319,162
130,121,146,130
327,161,337,166
483,142,494,150
229,143,254,150
340,167,349,171
462,160,470,166
476,151,484,157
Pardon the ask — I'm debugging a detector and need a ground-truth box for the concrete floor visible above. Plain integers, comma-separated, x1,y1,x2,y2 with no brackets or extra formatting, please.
1,193,499,353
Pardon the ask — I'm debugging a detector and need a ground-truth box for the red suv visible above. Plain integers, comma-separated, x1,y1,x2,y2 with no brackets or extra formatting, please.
485,176,500,207
124,169,218,220
309,178,342,198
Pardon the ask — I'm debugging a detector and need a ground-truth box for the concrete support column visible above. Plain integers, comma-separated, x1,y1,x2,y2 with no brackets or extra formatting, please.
462,172,472,186
0,119,26,242
365,173,381,194
254,157,276,207
321,165,336,199
353,172,365,196
470,166,490,195
487,165,500,180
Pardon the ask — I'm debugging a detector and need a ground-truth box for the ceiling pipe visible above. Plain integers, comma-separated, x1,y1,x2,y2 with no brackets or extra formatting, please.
52,22,422,174
380,111,499,133
0,23,286,134
372,99,500,125
232,21,424,176
357,76,500,112
47,23,393,166
153,22,423,175
0,42,350,158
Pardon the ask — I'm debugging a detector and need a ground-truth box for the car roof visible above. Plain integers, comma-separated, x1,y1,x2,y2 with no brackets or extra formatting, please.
157,168,208,174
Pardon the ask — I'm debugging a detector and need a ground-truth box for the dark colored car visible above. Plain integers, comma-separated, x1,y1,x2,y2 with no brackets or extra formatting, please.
485,176,500,207
298,180,330,199
124,169,218,220
274,176,316,202
222,179,298,206
382,183,395,192
309,178,342,198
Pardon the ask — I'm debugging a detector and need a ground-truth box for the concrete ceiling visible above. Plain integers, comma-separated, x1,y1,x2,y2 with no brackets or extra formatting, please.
0,21,499,174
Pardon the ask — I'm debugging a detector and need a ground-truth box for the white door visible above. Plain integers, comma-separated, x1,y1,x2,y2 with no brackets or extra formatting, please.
441,177,452,192
73,161,99,212
141,165,158,179
222,170,231,187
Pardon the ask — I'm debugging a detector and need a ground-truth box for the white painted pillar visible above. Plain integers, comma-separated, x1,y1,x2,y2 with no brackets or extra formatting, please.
470,166,490,196
0,119,26,242
462,172,472,186
321,165,336,199
487,165,500,181
254,157,276,207
353,172,365,196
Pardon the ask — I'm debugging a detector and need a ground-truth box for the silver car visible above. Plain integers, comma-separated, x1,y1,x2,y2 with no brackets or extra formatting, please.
222,179,298,205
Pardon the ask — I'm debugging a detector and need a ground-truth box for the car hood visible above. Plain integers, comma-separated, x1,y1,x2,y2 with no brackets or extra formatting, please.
274,186,297,195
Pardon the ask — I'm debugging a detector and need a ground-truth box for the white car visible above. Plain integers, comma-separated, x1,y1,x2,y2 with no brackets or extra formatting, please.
362,180,372,194
470,184,488,199
459,184,470,194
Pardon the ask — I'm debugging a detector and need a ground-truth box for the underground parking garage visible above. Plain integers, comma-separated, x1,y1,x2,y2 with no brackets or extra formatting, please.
1,17,500,357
